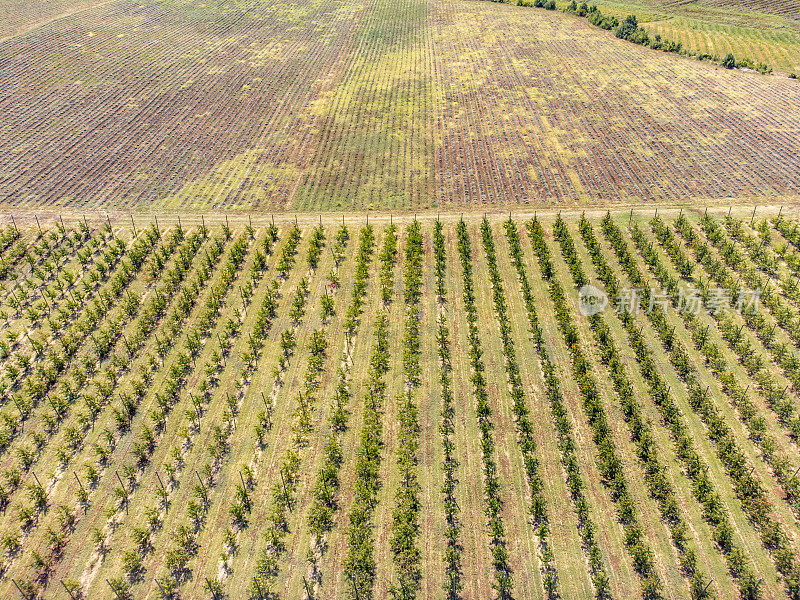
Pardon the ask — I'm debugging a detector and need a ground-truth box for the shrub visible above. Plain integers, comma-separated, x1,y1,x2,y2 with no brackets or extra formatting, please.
588,8,618,29
722,53,736,69
615,15,638,39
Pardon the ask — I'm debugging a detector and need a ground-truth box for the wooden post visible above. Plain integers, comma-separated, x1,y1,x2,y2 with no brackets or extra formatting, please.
154,578,167,595
73,471,85,494
106,578,123,599
31,471,42,490
156,471,165,491
190,392,202,416
11,579,31,599
154,215,159,235
700,578,713,596
60,578,77,599
303,575,313,598
239,470,250,508
130,215,136,238
280,467,291,511
253,576,264,599
751,206,757,226
35,214,41,232
115,470,126,494
115,470,129,512
11,395,24,416
195,470,206,492
205,577,218,600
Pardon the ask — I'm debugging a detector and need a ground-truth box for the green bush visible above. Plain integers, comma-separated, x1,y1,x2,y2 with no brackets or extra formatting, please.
588,8,618,29
722,52,736,69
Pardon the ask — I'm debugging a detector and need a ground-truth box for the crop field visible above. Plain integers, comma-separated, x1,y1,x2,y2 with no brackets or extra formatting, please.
1,0,800,211
1,207,800,600
591,0,800,72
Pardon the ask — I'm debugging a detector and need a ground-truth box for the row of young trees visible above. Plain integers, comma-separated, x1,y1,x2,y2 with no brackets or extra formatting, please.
98,228,253,598
769,219,800,290
155,224,291,595
1,222,88,328
696,215,800,349
0,225,110,409
668,216,800,433
100,226,242,592
77,226,246,597
110,228,257,597
548,216,662,599
455,220,512,598
0,227,43,282
390,220,423,599
588,215,757,596
723,216,780,279
245,229,326,598
602,214,800,598
432,220,463,600
642,216,800,519
306,224,371,594
2,229,132,417
576,216,714,599
516,218,613,599
344,224,397,600
0,225,177,592
24,226,202,500
0,225,21,262
1,224,116,379
0,225,161,487
119,223,278,596
481,218,558,597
